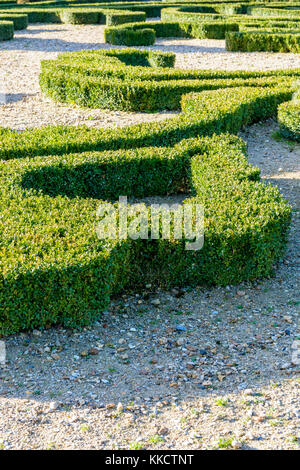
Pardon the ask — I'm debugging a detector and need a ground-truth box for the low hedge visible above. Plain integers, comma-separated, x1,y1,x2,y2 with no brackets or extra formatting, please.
226,31,300,52
278,100,300,141
161,7,223,23
105,20,239,42
0,13,27,29
0,83,294,160
105,26,155,45
0,6,146,24
59,9,101,24
105,9,145,26
183,21,239,39
248,6,300,19
148,50,175,68
39,49,298,112
0,130,291,334
0,19,13,40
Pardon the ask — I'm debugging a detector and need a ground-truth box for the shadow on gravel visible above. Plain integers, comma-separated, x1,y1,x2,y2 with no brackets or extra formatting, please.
0,37,225,54
0,93,34,104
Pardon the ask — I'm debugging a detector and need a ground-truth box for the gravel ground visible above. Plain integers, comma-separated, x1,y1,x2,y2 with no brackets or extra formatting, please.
0,23,299,450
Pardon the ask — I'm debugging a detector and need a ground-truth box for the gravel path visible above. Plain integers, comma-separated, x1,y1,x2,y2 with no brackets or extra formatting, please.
0,23,299,450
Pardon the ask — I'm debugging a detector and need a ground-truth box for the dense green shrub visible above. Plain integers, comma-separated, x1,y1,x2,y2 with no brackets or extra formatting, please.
226,30,300,52
278,100,300,140
148,50,175,68
0,5,147,24
0,13,27,29
105,9,145,26
105,26,155,45
0,5,297,334
59,9,101,24
0,19,13,40
0,83,294,160
1,1,300,34
248,6,300,18
39,49,298,112
161,7,223,23
0,130,291,334
105,20,239,42
184,21,239,39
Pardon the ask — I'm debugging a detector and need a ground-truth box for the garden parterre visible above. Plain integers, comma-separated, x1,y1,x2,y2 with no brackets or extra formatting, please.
0,63,296,333
2,1,300,50
0,2,299,334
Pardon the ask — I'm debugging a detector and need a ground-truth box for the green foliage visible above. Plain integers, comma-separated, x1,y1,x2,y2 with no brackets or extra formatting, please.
0,132,291,334
105,9,145,26
226,31,300,52
0,79,295,161
39,48,299,112
248,6,300,19
0,13,27,29
0,4,296,334
105,20,239,42
0,5,146,25
105,26,155,46
278,100,300,141
0,19,13,40
59,9,101,24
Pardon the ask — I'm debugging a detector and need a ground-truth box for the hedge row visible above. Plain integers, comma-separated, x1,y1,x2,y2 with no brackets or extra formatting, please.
105,20,240,44
105,26,156,45
39,49,299,112
0,82,294,161
0,6,146,24
0,128,291,334
0,2,299,33
0,13,27,29
226,31,300,52
248,6,300,18
278,99,300,141
0,19,13,40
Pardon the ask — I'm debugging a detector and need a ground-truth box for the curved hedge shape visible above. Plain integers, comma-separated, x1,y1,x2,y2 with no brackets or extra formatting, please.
0,13,27,29
105,19,240,42
1,51,297,334
39,48,300,112
226,31,300,52
0,19,13,40
0,127,291,334
278,100,300,141
105,26,156,46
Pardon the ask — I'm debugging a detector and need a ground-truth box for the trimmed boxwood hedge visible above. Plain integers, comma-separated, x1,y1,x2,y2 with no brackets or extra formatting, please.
0,13,27,29
1,1,300,35
0,5,147,24
278,100,300,141
105,26,155,45
248,6,300,19
59,9,101,24
0,6,298,333
105,20,239,43
39,48,299,112
226,30,300,52
0,127,292,334
0,19,13,40
105,9,145,26
0,84,294,161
